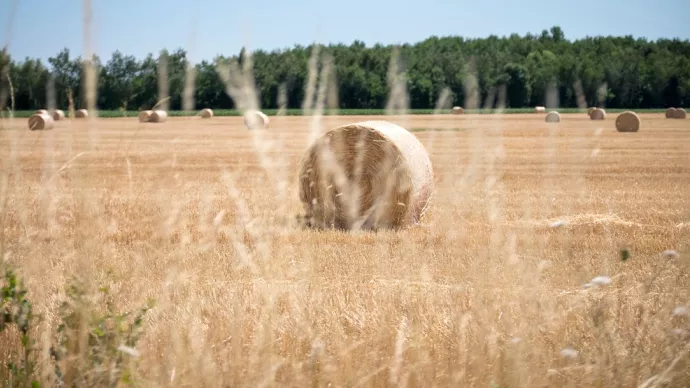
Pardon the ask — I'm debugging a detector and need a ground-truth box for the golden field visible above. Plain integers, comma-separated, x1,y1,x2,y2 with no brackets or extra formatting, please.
1,112,689,387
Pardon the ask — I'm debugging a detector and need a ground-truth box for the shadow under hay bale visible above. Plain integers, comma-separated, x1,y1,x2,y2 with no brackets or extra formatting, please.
138,110,153,123
673,108,687,119
590,108,606,120
545,111,561,123
75,109,88,118
665,107,676,118
615,111,641,132
149,110,168,123
298,120,434,231
451,106,464,115
244,110,269,129
51,109,65,121
200,108,213,118
28,113,54,130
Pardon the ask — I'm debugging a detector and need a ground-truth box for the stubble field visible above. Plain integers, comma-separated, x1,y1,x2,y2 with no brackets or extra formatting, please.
1,113,689,387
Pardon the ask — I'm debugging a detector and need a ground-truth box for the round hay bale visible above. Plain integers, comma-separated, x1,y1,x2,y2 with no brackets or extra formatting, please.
149,110,168,123
665,108,676,119
615,111,641,132
587,107,597,117
35,109,48,115
545,111,561,123
244,110,269,129
51,109,65,121
200,108,214,118
590,108,606,120
673,108,687,119
28,113,55,131
75,109,88,118
138,110,153,123
534,106,546,113
298,120,434,231
451,106,464,115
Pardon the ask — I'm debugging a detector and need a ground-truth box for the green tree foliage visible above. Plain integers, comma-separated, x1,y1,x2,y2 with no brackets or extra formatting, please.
2,27,689,111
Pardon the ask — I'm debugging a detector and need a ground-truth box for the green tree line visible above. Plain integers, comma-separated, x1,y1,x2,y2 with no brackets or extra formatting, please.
1,26,689,112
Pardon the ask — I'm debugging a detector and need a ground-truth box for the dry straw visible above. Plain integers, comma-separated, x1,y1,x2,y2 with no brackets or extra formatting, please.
665,107,676,118
673,108,687,119
75,109,88,118
534,106,546,113
149,110,168,123
51,109,65,121
200,108,213,118
298,120,434,231
244,110,269,129
138,110,153,123
590,108,606,120
587,107,596,116
545,111,561,123
615,111,641,132
451,106,464,115
35,109,48,115
28,113,54,130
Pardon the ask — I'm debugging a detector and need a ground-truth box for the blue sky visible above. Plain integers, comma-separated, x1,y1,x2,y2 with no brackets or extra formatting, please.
2,0,689,64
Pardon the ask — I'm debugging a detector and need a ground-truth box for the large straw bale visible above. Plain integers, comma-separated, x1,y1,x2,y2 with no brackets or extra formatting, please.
244,110,269,129
138,110,153,123
149,110,168,123
51,109,65,121
587,107,596,116
451,106,464,115
665,108,676,118
200,108,214,118
590,108,606,120
615,111,641,132
673,108,687,119
75,109,88,118
545,111,561,123
28,113,55,130
298,120,434,231
534,106,546,113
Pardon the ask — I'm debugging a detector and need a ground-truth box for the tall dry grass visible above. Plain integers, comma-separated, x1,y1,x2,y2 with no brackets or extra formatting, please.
1,5,690,387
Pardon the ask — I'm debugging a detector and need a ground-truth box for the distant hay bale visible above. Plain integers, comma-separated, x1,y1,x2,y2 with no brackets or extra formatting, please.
545,111,561,123
665,108,676,118
138,110,153,123
28,113,55,130
149,110,168,123
35,109,48,115
534,106,546,113
590,108,606,120
51,109,65,121
451,106,464,115
298,120,434,231
673,108,687,119
75,109,88,118
244,110,269,129
587,107,596,116
200,108,214,118
615,111,641,132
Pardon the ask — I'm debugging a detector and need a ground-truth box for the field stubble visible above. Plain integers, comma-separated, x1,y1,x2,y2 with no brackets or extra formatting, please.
1,113,689,386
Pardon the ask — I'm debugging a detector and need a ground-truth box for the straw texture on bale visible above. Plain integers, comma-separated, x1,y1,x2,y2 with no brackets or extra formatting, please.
534,106,546,113
451,106,464,115
28,113,55,130
545,111,561,123
75,109,88,118
244,110,269,129
587,107,596,116
200,108,214,118
149,110,168,123
138,110,153,123
35,109,48,115
298,120,434,231
590,108,606,120
615,111,641,132
51,109,65,121
665,108,676,118
673,108,687,119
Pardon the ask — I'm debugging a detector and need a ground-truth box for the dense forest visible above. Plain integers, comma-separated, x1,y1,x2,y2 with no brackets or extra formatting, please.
1,26,689,112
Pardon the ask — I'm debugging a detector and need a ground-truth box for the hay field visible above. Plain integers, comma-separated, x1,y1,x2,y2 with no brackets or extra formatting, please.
1,113,689,387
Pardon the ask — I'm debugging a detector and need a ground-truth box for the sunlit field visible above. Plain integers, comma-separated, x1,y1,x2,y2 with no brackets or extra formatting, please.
1,112,688,387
